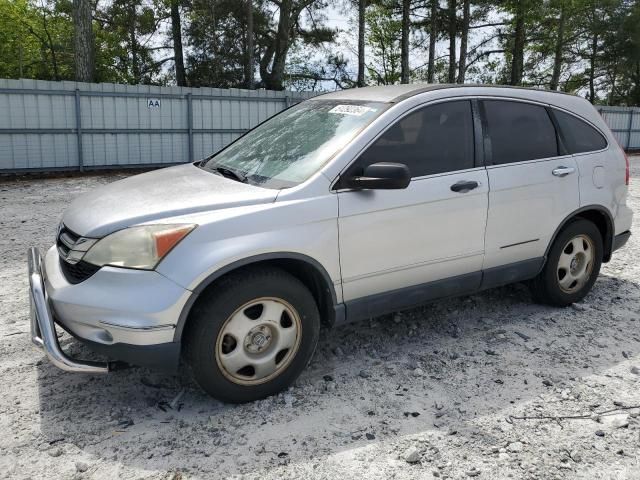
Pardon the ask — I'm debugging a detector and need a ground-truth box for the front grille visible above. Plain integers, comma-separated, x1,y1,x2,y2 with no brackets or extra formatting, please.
56,225,100,284
59,258,100,284
56,226,78,256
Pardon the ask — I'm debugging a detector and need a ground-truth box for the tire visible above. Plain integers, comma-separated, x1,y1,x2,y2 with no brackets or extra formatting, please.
530,218,603,307
184,267,320,403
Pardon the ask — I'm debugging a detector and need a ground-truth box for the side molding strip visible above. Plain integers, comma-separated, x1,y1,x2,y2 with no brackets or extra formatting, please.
480,257,544,291
336,257,545,327
500,238,539,249
342,271,482,325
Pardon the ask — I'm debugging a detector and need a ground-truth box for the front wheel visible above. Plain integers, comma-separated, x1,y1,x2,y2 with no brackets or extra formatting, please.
530,219,603,307
184,267,320,403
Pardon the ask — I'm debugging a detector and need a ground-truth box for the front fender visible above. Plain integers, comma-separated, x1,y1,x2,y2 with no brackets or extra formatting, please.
157,194,340,289
155,193,341,342
171,251,341,342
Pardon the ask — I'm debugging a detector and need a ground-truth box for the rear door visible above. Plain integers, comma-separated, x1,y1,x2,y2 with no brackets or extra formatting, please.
337,99,489,308
480,99,580,284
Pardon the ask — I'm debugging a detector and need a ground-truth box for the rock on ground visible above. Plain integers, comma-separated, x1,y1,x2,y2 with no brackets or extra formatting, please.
403,447,422,464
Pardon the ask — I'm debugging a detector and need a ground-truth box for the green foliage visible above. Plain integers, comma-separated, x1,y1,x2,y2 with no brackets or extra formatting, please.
95,0,168,84
606,0,640,105
0,0,74,80
365,1,402,85
185,0,249,87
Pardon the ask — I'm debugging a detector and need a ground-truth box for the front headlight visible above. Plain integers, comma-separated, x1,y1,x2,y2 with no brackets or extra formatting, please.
83,224,196,270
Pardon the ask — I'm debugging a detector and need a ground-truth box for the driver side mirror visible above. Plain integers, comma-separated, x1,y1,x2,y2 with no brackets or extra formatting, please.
345,162,411,190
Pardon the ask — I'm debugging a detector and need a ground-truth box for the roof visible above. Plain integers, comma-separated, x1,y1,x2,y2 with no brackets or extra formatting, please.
314,83,573,103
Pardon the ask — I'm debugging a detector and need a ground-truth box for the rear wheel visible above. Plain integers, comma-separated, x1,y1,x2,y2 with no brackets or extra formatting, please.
530,219,603,307
184,267,320,403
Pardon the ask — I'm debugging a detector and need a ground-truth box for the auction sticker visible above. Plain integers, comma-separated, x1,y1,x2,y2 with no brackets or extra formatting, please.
328,105,376,116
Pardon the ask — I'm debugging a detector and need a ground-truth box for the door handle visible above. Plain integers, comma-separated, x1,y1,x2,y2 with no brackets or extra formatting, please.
450,180,479,193
552,166,575,177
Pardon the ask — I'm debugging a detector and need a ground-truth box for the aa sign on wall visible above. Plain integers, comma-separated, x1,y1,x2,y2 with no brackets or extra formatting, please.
147,98,161,109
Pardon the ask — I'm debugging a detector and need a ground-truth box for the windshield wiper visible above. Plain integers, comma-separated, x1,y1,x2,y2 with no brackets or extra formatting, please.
212,166,247,183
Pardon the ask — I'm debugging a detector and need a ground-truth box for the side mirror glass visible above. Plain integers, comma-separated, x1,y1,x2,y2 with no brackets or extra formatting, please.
346,162,411,190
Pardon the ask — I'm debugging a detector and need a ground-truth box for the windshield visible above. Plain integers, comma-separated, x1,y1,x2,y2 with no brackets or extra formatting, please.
201,99,387,188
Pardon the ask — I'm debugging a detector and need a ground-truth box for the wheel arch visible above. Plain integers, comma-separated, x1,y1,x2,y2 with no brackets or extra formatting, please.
545,205,614,263
173,253,343,343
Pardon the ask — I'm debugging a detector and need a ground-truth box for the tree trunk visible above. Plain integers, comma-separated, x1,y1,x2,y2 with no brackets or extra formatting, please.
41,11,60,80
265,0,293,90
357,0,366,87
608,69,617,105
19,43,24,78
427,0,437,83
447,0,457,83
73,0,94,82
456,0,469,83
170,0,186,87
129,3,139,83
589,31,598,103
244,0,254,89
549,1,565,90
401,0,411,84
634,62,640,106
259,43,275,87
510,0,526,86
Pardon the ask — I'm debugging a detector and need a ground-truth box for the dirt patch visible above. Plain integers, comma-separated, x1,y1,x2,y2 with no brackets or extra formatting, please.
1,161,639,479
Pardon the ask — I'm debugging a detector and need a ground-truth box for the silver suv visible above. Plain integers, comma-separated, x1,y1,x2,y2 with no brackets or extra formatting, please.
29,84,633,403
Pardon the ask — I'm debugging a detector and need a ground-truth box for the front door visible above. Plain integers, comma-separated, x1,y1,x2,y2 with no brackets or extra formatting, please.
336,99,489,315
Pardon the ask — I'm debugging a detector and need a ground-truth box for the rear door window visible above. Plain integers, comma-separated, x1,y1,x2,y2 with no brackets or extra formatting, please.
482,100,559,164
354,100,475,178
553,110,607,154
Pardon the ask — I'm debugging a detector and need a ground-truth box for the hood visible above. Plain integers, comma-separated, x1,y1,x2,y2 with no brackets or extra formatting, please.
62,163,278,237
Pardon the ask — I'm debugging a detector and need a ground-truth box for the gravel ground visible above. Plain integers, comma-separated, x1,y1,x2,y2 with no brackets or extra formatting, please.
1,160,640,480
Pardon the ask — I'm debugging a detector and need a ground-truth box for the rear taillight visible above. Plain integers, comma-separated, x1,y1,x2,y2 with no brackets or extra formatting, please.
624,150,630,185
615,138,630,185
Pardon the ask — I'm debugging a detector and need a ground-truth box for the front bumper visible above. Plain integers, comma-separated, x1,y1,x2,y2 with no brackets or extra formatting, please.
29,247,189,372
29,247,110,373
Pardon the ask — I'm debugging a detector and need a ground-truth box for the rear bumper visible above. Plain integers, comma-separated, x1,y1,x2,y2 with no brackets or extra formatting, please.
613,231,631,252
29,247,185,373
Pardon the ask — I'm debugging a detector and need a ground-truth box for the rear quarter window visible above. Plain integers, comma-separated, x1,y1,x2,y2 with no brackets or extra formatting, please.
553,110,607,154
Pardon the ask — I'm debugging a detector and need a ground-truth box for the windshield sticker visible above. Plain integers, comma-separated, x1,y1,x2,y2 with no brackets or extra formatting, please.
328,105,376,116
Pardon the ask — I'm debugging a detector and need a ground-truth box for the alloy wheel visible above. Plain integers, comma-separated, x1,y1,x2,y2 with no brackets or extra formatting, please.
556,234,595,294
